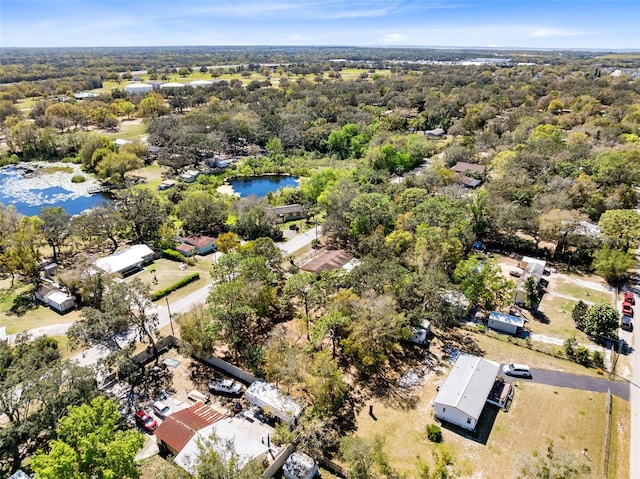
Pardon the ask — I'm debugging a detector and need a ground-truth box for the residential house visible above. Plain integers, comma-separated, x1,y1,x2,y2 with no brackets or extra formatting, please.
155,402,225,456
181,170,200,183
513,256,547,307
266,204,304,223
92,244,155,276
450,162,486,189
300,249,355,275
176,235,216,256
35,283,75,314
174,417,270,476
158,179,176,190
73,92,99,100
433,355,501,431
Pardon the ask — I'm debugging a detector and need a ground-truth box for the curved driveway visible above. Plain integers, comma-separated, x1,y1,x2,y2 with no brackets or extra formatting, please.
502,368,629,400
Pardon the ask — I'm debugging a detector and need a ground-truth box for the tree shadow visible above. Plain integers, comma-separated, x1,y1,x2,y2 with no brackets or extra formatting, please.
530,310,549,324
9,291,38,317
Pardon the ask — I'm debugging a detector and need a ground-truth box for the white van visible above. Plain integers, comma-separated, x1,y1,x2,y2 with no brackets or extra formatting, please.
502,363,531,378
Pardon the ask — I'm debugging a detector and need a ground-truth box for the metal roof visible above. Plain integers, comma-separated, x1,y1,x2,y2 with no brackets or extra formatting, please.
433,355,499,421
489,311,525,327
93,244,154,274
154,402,225,454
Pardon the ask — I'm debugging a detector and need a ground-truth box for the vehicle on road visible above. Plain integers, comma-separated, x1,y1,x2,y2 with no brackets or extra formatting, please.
622,304,634,316
135,409,158,432
502,363,532,378
152,401,172,419
622,315,633,331
624,291,635,305
208,378,244,396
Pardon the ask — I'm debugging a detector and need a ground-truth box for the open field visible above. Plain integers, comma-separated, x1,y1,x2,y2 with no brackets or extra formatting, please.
104,119,147,141
127,163,170,191
353,376,626,479
531,295,592,343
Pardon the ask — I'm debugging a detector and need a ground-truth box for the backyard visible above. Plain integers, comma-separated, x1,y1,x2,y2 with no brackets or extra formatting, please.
352,368,628,479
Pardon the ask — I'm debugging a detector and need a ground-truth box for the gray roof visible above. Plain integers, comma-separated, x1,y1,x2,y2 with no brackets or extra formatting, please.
489,311,525,328
434,355,499,421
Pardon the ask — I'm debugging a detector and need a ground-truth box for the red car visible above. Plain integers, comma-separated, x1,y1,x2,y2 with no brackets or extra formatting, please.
135,410,158,432
622,304,634,317
624,292,635,305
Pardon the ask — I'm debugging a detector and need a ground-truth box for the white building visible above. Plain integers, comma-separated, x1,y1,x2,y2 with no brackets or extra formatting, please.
245,381,304,426
92,244,155,276
433,355,500,431
35,284,75,314
160,82,186,90
174,418,269,476
123,83,153,95
488,311,525,336
190,80,214,87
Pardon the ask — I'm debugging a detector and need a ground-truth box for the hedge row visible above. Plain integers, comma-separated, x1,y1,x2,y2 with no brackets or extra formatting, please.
151,272,200,301
163,249,187,262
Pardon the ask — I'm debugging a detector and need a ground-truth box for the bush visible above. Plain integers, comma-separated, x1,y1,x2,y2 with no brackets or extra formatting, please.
426,424,443,443
71,174,86,183
592,350,604,366
163,248,187,262
151,272,199,300
563,336,577,357
575,346,591,365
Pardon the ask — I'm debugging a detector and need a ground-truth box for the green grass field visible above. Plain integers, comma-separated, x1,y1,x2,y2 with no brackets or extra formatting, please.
532,295,592,343
553,279,614,305
353,378,625,478
104,119,147,141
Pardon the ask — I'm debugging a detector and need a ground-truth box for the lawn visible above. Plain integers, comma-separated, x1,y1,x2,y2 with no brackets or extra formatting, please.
127,163,170,191
444,329,603,377
530,295,592,343
553,279,614,305
125,257,213,302
352,379,625,479
104,119,147,141
0,281,83,335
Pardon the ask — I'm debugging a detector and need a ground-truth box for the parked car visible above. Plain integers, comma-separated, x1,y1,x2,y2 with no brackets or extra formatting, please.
624,291,635,305
622,304,634,317
502,363,531,378
208,378,244,396
509,270,522,278
622,315,633,331
135,410,158,432
152,401,172,419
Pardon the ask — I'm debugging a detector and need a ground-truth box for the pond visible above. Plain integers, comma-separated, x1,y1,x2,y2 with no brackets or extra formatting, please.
0,163,109,216
228,175,299,198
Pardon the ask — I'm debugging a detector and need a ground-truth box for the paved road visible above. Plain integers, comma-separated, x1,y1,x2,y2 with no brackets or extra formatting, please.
71,230,322,369
278,226,322,255
502,368,629,401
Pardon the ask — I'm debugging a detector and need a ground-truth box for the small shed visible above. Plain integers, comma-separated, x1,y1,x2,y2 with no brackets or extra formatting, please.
488,311,525,336
409,320,432,345
284,451,319,479
433,355,500,431
425,128,445,138
158,179,176,190
245,381,304,426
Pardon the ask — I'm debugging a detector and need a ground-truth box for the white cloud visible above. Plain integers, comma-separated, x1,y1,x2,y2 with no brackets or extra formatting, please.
382,33,406,43
530,27,604,38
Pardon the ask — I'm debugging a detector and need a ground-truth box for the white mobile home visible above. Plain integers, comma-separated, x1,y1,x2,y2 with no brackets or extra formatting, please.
488,311,525,336
124,83,153,95
433,355,500,431
245,381,304,426
92,244,155,276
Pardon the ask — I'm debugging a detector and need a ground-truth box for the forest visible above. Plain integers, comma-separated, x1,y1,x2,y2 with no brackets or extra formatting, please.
1,46,639,478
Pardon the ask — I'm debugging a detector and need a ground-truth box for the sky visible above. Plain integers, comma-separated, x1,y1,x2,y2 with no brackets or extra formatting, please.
1,0,639,50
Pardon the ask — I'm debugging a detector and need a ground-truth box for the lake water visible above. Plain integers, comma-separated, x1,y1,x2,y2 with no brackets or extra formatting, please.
0,163,109,216
228,175,299,198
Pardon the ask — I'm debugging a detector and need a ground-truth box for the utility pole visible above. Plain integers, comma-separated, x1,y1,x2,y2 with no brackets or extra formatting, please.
165,297,175,336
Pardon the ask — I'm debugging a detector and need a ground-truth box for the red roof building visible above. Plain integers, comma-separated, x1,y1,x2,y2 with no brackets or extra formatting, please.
155,402,225,455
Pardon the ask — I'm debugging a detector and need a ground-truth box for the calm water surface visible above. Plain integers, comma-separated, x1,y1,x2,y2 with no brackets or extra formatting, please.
228,175,299,198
